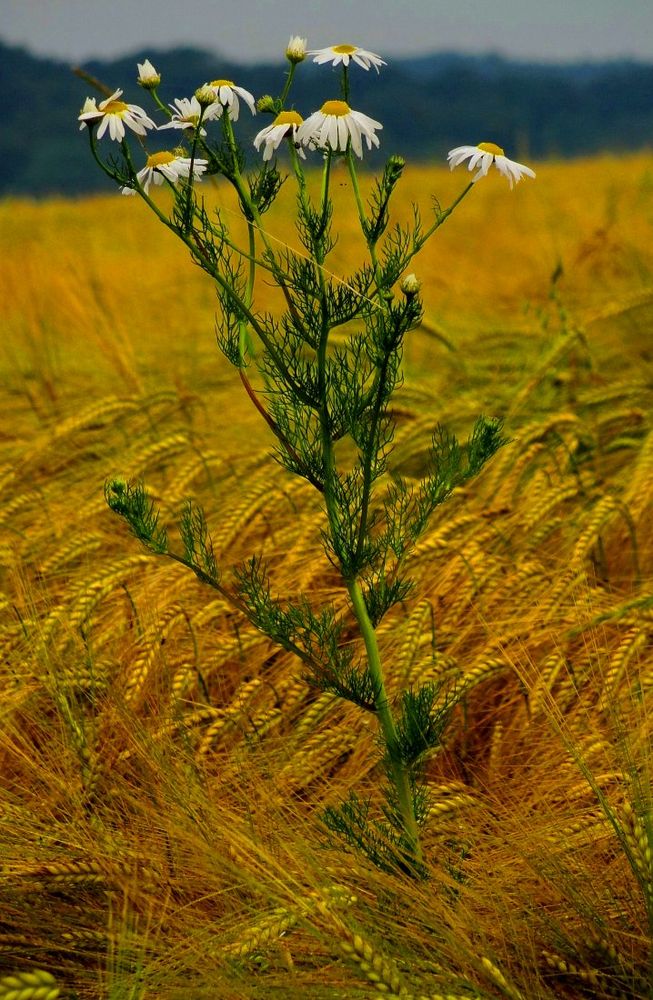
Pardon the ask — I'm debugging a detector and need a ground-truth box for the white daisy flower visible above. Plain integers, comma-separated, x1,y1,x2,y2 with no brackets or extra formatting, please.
137,59,161,88
122,150,208,195
308,44,386,72
286,35,307,63
447,142,536,189
200,79,256,120
297,100,382,158
158,96,221,136
254,110,306,161
77,88,156,142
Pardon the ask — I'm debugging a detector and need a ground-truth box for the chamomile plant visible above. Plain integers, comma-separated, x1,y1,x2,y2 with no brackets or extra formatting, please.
79,36,534,874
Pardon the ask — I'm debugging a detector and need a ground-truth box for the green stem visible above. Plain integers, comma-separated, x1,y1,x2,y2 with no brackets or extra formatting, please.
346,149,367,228
88,130,124,185
341,64,350,103
239,220,256,364
222,111,310,348
309,157,421,862
148,88,172,118
289,142,310,210
316,276,338,524
238,370,324,492
184,106,206,232
120,143,315,408
347,577,422,863
417,180,475,248
158,550,323,674
346,150,384,297
279,62,297,106
354,353,391,562
290,143,331,240
319,150,332,226
221,107,245,184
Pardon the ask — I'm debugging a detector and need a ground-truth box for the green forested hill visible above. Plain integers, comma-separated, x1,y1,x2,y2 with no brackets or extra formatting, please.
2,39,652,196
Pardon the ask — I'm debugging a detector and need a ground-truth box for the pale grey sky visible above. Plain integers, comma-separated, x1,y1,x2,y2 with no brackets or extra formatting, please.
3,0,652,64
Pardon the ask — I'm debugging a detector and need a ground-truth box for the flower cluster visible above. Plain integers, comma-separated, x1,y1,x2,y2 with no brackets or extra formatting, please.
77,38,536,186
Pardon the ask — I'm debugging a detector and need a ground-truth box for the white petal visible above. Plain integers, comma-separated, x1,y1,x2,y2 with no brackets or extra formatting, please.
316,115,331,148
352,54,370,70
447,147,475,169
347,118,363,157
326,116,339,150
297,112,323,147
338,117,349,151
235,86,256,113
253,124,274,150
350,109,383,132
158,163,179,182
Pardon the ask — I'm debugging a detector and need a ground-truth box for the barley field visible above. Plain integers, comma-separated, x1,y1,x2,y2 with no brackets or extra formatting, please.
1,153,653,999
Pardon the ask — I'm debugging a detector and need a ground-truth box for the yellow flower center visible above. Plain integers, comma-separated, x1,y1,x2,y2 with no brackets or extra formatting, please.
274,110,303,126
332,45,357,54
145,151,177,168
477,142,505,157
102,100,128,115
320,100,351,117
209,79,234,88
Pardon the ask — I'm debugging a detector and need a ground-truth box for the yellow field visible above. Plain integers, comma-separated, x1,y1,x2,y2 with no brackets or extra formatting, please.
1,154,653,999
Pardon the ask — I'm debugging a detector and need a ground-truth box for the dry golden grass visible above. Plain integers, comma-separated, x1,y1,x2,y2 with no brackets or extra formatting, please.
1,154,653,998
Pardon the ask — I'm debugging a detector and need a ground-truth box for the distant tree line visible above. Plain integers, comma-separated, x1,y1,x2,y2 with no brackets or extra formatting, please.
2,40,652,196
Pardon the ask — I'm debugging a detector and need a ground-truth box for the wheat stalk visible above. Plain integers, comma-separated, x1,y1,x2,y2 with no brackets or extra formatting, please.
0,970,59,1000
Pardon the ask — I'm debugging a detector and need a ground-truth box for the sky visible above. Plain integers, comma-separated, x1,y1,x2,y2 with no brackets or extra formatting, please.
3,0,653,64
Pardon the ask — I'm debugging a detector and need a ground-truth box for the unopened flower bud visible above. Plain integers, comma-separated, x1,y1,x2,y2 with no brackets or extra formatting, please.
105,476,129,508
256,94,277,114
195,85,217,107
78,96,99,129
108,476,127,496
286,35,307,64
401,273,421,297
137,59,161,89
386,154,406,183
80,96,98,115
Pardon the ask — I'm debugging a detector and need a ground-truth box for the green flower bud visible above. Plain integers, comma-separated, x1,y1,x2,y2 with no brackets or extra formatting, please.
400,273,421,297
256,94,277,114
195,85,217,107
